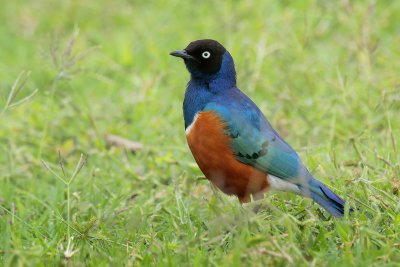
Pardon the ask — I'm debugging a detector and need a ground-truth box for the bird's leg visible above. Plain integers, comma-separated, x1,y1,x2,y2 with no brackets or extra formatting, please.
238,194,263,213
251,191,266,213
252,191,265,201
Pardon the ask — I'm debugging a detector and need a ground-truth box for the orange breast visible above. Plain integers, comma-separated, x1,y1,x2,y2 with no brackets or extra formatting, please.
186,111,269,202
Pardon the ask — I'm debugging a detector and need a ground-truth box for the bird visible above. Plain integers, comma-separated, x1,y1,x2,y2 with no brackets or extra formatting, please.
170,39,351,218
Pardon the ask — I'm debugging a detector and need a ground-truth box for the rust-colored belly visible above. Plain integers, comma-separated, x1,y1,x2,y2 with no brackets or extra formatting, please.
186,111,269,201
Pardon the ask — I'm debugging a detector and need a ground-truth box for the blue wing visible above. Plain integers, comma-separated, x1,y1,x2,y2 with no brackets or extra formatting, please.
202,88,349,217
203,88,310,184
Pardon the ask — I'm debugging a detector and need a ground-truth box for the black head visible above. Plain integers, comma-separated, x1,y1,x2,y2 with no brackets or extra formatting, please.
170,39,227,73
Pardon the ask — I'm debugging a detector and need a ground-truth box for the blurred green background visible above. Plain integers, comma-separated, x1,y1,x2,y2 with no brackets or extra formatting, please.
1,0,399,266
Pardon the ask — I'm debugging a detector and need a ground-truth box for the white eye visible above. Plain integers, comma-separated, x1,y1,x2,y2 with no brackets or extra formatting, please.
202,51,211,59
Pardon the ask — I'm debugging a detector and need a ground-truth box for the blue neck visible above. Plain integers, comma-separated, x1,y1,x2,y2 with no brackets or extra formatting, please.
183,52,236,128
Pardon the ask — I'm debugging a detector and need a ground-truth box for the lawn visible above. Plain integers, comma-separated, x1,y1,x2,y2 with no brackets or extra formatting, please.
1,0,400,266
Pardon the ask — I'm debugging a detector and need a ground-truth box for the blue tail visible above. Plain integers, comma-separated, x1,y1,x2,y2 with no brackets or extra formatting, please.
306,178,351,218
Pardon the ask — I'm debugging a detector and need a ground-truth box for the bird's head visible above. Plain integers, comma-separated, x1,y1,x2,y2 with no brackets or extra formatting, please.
170,39,236,84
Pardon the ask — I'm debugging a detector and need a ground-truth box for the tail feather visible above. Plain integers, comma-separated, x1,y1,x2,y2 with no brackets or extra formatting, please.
307,178,351,218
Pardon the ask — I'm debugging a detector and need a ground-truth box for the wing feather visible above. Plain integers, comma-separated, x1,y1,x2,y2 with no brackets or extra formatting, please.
203,90,310,183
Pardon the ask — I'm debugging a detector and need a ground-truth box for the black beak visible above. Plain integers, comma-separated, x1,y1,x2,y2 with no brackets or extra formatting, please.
169,50,197,62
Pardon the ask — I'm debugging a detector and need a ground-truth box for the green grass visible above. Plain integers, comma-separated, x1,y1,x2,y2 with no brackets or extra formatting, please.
1,0,400,266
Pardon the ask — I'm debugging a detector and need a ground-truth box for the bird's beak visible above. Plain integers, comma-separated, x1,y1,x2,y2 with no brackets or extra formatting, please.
169,50,197,62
